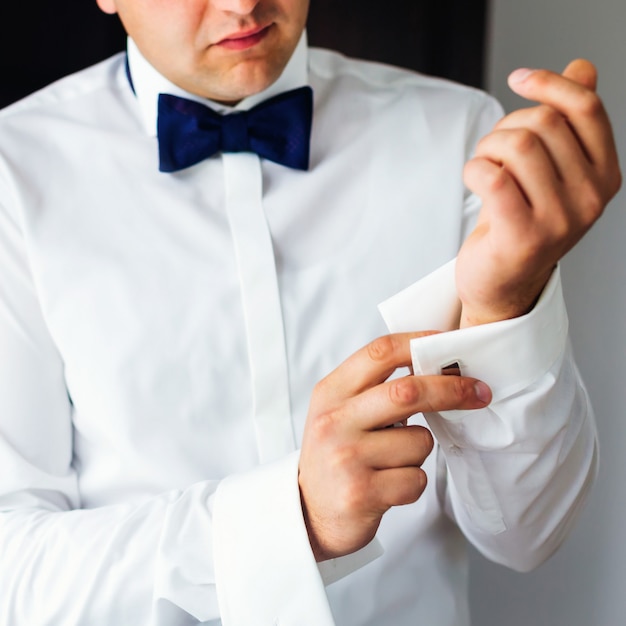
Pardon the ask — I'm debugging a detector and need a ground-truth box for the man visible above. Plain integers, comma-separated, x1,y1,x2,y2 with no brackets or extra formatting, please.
0,0,620,624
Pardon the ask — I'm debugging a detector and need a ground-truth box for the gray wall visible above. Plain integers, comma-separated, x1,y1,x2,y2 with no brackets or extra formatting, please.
469,1,626,625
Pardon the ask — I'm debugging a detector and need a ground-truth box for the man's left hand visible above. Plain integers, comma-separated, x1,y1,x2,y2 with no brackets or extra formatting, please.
457,59,622,327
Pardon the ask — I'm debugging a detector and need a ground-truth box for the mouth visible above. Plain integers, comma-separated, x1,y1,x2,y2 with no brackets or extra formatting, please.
216,24,272,51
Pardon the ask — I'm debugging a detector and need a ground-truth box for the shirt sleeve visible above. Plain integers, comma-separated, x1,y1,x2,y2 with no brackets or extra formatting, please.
213,453,334,625
0,191,334,625
214,454,383,623
378,259,598,572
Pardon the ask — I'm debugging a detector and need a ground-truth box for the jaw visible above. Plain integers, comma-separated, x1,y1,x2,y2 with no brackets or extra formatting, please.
180,33,293,103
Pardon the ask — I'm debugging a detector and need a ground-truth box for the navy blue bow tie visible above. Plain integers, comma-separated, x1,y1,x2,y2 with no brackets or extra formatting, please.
157,86,313,173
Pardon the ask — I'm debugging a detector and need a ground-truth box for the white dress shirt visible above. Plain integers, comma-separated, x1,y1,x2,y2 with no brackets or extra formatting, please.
0,33,597,626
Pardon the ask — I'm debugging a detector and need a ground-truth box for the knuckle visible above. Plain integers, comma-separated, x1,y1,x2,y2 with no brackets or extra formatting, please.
549,212,571,242
533,105,562,129
417,426,435,455
398,469,427,504
389,377,419,407
330,442,360,472
510,128,538,155
310,409,338,441
576,91,603,118
536,202,570,242
342,474,371,512
453,377,475,405
312,376,331,399
463,157,509,196
367,335,397,364
483,164,509,194
577,179,605,222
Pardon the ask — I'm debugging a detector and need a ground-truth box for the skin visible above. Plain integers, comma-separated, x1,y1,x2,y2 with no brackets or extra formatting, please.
300,60,621,561
458,60,622,326
299,333,492,560
97,1,622,561
96,0,310,103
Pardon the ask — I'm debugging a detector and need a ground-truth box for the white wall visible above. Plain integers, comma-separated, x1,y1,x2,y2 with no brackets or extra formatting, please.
470,1,626,625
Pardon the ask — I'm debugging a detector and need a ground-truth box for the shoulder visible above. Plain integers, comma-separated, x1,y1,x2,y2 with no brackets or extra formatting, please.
308,47,497,110
0,53,139,181
0,53,130,128
309,48,490,100
0,53,140,211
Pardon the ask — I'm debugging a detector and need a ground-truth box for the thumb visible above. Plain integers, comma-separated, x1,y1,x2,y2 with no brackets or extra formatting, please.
561,58,598,91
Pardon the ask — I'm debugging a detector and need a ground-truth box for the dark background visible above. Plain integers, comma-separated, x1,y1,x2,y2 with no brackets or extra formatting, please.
0,0,487,108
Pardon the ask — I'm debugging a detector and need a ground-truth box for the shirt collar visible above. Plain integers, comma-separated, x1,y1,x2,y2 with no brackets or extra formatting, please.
126,31,310,137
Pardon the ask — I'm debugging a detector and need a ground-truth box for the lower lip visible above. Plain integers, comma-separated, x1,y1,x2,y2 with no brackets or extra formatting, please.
218,26,270,51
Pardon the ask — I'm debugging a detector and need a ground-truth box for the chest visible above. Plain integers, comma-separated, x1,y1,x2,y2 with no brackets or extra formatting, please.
17,118,468,483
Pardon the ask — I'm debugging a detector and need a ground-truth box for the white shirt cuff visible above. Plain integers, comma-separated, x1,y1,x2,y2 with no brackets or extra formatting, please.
317,538,384,586
378,259,569,534
378,258,568,407
213,451,335,625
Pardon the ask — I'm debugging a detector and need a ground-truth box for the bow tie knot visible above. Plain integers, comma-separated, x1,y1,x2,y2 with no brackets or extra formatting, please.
157,86,313,173
219,113,249,153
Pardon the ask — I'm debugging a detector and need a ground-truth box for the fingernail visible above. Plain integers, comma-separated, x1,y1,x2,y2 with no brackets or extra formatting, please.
474,381,492,404
508,68,535,84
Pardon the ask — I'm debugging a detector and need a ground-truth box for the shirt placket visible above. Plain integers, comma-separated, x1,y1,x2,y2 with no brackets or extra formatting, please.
222,152,295,463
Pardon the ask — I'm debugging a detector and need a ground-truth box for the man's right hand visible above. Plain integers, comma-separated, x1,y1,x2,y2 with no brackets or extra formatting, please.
298,332,492,562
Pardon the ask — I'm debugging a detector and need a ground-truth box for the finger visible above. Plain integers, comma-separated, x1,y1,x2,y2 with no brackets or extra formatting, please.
338,373,491,431
370,466,428,510
474,127,566,214
492,106,605,228
494,105,593,185
561,58,597,91
315,332,439,403
507,65,618,176
463,157,533,237
360,425,434,470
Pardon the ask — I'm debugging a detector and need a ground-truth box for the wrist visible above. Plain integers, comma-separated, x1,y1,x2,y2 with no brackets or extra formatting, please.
458,268,554,328
460,300,535,328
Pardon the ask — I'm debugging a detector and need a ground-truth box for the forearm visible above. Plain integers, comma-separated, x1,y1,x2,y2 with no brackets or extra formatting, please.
1,456,337,626
0,484,221,625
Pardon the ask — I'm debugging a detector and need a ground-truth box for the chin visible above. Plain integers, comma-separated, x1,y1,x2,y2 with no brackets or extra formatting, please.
189,54,286,103
226,74,280,102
